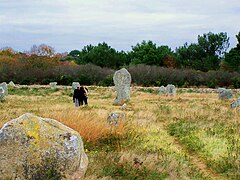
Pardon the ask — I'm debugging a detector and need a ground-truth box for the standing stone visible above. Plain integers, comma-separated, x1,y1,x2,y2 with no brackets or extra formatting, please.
113,68,131,105
0,82,8,96
8,81,16,87
159,86,166,95
49,82,57,89
0,113,88,180
0,87,5,101
231,98,240,108
72,82,80,90
107,112,125,126
218,88,233,99
166,84,176,96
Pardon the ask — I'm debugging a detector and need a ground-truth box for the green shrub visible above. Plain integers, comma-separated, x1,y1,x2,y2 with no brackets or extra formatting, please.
56,75,73,85
98,75,114,86
232,77,240,88
207,79,218,88
41,78,55,85
20,77,37,85
77,75,94,85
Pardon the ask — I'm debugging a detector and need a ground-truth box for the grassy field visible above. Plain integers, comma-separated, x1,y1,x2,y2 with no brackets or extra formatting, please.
0,86,240,179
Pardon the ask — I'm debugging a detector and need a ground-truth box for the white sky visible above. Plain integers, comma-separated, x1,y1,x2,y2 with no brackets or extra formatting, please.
0,0,239,53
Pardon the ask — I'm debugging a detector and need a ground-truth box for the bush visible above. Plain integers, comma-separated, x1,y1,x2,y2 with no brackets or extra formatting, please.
1,56,240,88
98,75,114,86
56,75,73,85
77,75,93,85
128,64,240,88
232,77,240,88
41,78,55,85
207,79,218,88
20,77,37,85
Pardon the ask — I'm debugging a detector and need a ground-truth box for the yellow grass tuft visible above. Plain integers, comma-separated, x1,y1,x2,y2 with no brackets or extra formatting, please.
42,109,128,144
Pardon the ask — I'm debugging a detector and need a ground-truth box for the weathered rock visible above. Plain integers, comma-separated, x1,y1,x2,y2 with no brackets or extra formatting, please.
166,84,176,96
107,112,125,126
113,68,131,105
121,103,128,110
72,82,80,90
0,82,8,101
231,98,240,108
49,82,57,89
0,82,8,96
159,86,166,95
218,88,233,99
8,81,16,87
0,87,5,101
0,113,88,180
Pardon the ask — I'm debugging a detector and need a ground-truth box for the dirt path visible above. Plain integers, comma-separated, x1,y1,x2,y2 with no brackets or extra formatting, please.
157,122,225,180
172,138,226,180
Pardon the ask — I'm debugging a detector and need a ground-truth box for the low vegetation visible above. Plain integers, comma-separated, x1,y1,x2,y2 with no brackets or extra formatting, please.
0,86,240,179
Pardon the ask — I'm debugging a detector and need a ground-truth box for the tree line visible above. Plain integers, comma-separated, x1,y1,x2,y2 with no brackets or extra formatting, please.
0,31,240,88
64,31,240,72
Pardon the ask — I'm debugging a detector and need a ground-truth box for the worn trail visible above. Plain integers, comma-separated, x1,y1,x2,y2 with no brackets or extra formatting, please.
172,138,225,180
158,122,225,180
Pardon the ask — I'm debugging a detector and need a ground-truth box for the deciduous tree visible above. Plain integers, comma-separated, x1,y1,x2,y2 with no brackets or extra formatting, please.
223,32,240,72
129,40,174,66
176,32,230,71
29,44,55,57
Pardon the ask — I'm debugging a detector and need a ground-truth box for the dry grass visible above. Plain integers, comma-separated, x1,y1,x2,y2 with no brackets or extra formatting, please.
1,86,240,179
42,109,128,144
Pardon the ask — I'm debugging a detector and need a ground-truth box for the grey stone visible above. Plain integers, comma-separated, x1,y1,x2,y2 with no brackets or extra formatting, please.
0,82,8,101
166,84,176,96
107,112,125,126
231,98,240,108
72,82,80,90
8,81,15,87
113,68,131,105
218,88,233,99
0,82,8,96
0,87,5,101
121,103,128,110
0,113,88,180
49,82,57,89
159,86,166,95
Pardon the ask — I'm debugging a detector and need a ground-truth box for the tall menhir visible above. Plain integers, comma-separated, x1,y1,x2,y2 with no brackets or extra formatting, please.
113,68,131,105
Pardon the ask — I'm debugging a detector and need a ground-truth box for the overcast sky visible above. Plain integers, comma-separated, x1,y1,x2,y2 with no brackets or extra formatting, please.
0,0,239,53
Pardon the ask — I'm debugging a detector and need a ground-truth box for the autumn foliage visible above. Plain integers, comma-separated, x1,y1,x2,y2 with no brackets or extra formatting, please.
0,41,240,88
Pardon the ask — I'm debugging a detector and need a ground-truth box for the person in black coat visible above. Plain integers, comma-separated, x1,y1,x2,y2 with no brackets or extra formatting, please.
73,86,87,107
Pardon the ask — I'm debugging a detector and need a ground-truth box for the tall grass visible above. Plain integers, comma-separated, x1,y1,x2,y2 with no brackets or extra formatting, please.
43,110,129,147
